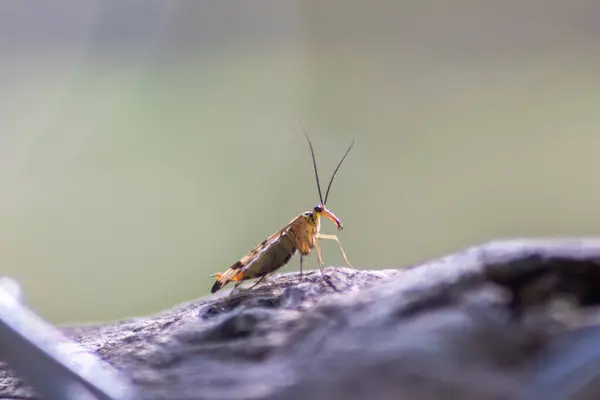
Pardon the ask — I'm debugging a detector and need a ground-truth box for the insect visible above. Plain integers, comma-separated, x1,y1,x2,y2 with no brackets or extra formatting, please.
210,132,355,294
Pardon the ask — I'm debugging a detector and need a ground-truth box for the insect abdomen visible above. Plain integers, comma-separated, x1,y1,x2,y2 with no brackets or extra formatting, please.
245,233,297,277
211,233,297,294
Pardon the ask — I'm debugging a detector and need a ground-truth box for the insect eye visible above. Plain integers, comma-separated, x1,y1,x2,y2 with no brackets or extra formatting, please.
313,206,323,213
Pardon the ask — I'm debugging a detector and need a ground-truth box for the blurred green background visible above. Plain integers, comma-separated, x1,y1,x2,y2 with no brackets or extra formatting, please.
1,1,600,324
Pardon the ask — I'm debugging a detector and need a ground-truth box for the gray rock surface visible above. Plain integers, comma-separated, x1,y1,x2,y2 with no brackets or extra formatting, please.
4,239,600,399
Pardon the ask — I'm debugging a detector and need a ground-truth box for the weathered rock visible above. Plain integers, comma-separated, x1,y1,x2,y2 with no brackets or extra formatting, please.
4,239,600,399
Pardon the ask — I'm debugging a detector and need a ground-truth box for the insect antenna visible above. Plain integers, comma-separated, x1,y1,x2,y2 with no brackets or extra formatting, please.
299,124,324,204
323,137,355,205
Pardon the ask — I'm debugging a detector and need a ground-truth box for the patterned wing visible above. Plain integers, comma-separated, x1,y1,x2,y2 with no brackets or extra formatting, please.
210,216,302,293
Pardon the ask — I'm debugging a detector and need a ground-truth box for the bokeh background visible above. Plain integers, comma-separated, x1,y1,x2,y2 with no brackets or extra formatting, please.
1,1,600,324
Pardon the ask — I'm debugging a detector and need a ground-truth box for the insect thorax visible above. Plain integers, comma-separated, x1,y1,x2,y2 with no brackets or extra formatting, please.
301,210,318,225
301,210,320,233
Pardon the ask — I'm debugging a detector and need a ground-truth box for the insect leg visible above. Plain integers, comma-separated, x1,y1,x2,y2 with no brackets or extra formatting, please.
249,274,270,290
314,238,325,276
315,233,353,268
299,254,304,279
227,280,244,297
313,240,327,278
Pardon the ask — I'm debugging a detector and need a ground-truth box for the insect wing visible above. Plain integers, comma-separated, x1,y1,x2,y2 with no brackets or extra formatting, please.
234,216,301,276
211,215,303,293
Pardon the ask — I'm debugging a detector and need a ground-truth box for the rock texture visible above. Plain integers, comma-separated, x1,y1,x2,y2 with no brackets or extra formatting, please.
4,239,600,399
